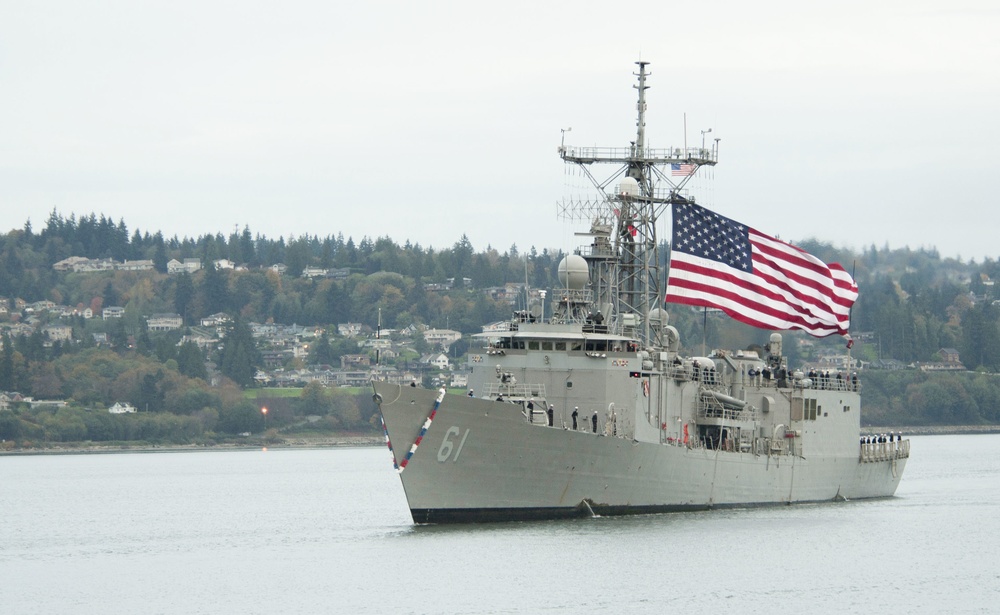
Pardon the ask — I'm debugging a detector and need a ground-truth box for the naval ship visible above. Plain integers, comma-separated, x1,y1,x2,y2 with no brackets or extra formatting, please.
372,61,909,523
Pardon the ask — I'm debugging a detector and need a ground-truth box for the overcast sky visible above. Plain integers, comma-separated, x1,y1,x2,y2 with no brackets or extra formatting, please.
2,1,998,263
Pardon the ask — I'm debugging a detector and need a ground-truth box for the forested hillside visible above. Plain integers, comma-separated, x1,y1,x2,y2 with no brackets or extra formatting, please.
1,211,999,447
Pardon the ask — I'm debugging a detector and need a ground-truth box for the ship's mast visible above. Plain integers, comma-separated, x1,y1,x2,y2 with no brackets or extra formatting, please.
558,61,719,348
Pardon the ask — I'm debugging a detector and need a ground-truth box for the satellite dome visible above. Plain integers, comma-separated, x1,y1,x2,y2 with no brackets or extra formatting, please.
619,176,639,197
558,254,589,290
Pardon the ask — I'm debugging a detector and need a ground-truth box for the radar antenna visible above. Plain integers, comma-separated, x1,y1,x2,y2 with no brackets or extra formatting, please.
557,61,719,347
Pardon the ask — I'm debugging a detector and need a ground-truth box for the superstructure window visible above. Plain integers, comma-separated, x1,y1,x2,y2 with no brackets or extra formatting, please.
805,398,818,421
528,341,540,350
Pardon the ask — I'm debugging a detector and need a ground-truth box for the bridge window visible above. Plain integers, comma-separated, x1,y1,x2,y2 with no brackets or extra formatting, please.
528,341,540,350
542,341,553,351
555,342,566,351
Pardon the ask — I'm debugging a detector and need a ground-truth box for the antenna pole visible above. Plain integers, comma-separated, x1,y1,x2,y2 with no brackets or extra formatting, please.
558,60,719,349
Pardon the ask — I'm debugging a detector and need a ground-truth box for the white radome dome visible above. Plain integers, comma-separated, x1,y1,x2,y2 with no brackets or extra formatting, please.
558,254,589,290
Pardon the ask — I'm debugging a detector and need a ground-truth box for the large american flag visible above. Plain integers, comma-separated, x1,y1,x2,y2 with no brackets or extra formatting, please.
665,201,857,338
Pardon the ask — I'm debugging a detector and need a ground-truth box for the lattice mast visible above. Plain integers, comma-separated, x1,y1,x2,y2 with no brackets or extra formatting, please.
558,60,719,348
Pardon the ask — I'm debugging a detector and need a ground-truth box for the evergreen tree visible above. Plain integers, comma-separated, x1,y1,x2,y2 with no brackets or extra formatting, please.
174,272,195,323
109,318,129,351
102,281,118,307
308,331,336,366
240,226,257,267
0,333,15,390
153,232,168,273
218,316,260,387
201,262,229,315
177,341,208,380
136,371,166,412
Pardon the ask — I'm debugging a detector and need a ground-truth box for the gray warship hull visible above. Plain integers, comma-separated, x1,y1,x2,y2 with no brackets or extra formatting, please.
374,381,907,523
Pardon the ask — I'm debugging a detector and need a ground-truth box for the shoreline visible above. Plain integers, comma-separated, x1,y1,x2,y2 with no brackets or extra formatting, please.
0,435,384,456
862,425,1000,436
4,426,1000,456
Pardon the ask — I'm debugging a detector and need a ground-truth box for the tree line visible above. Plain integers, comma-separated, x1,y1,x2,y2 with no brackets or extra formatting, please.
1,210,999,447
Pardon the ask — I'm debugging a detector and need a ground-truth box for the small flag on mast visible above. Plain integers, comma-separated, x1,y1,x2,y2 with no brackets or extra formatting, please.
671,163,695,176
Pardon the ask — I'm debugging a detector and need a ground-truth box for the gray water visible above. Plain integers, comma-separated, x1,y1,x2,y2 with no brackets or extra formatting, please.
2,435,998,614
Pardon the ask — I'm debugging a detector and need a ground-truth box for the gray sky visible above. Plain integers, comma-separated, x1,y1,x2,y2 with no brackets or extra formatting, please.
2,1,998,262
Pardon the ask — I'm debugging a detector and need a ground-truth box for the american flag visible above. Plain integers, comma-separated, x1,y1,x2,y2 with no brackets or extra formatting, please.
665,201,857,338
671,163,695,176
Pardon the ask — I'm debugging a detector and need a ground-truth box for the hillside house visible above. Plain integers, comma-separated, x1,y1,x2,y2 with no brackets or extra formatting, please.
108,402,137,414
301,266,328,278
423,328,462,350
102,306,125,320
939,348,961,364
200,312,231,328
341,354,371,369
420,353,451,371
147,313,183,332
167,258,202,274
42,324,73,341
338,323,365,338
118,259,154,271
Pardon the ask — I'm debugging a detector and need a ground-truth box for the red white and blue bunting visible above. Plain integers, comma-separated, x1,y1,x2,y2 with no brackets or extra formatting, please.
379,413,399,472
397,388,446,474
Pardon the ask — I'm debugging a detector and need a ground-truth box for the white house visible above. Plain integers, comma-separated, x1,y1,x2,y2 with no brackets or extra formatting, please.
167,258,202,274
420,353,451,371
52,256,91,271
108,402,137,414
146,313,183,331
42,324,73,341
301,266,328,278
178,333,217,349
338,322,364,338
102,306,125,320
423,328,462,349
200,312,231,327
117,259,154,271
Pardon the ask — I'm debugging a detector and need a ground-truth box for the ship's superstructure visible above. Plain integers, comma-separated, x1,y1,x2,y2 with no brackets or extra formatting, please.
373,62,908,523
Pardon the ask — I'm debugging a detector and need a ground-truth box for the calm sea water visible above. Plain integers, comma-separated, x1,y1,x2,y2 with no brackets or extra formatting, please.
2,435,998,614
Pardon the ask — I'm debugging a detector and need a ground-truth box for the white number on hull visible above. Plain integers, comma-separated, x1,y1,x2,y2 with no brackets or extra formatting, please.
437,426,470,462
